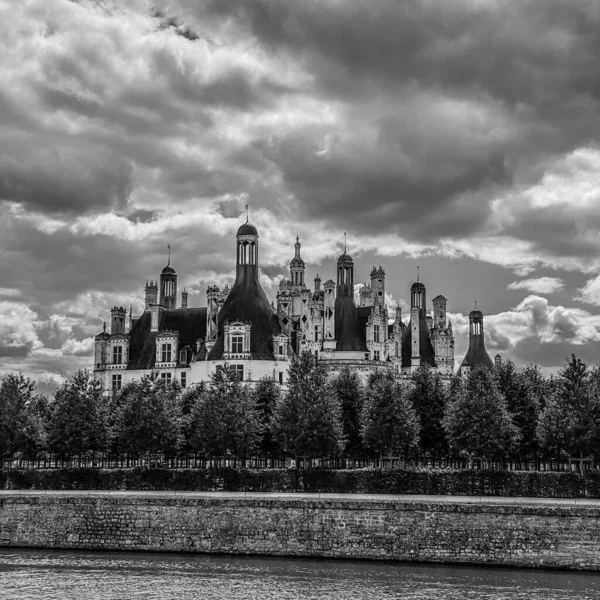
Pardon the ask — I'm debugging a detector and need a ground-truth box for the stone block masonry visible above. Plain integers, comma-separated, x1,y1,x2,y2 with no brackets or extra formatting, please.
1,492,600,570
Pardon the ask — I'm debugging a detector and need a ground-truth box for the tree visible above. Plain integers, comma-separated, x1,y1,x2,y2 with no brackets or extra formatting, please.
113,377,181,459
190,365,260,459
360,370,420,457
252,377,281,458
178,382,206,454
0,373,36,465
272,352,344,462
443,366,519,459
407,365,448,456
495,359,542,459
537,355,600,463
47,370,107,459
330,367,364,456
20,394,51,460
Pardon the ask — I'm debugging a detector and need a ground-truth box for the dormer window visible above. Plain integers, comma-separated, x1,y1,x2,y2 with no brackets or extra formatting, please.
179,349,188,364
161,343,172,363
223,321,251,359
374,324,380,343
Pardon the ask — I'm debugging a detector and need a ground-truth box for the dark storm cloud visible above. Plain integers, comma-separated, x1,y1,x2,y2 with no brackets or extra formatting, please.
0,343,33,359
0,137,133,214
181,0,600,238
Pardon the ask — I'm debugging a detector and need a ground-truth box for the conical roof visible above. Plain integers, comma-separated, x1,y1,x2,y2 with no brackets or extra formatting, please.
208,265,280,360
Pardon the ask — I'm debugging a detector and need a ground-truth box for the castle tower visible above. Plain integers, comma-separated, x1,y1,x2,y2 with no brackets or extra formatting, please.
460,307,494,373
334,246,367,353
144,280,158,311
370,266,385,305
110,306,127,335
290,235,306,289
336,251,354,297
181,289,188,309
206,219,282,362
314,274,321,293
159,247,177,310
432,295,447,329
410,282,424,368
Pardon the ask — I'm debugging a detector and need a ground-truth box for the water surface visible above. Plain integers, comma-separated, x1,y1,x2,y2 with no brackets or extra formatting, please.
1,549,599,600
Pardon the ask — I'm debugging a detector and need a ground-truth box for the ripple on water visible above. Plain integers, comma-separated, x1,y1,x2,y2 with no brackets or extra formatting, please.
1,550,600,600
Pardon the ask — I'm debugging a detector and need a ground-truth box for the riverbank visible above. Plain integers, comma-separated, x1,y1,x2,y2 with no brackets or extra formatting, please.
1,491,600,571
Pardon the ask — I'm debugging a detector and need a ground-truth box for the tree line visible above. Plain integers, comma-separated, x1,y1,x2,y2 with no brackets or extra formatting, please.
1,353,600,466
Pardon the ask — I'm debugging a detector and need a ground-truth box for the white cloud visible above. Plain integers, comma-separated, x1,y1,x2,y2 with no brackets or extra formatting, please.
507,277,565,295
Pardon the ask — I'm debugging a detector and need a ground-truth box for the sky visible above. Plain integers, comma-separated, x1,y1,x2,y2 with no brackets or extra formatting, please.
2,0,600,394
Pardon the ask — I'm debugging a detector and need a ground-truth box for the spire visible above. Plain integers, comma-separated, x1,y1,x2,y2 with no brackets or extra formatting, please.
167,244,171,267
344,232,347,253
474,299,477,310
294,234,301,259
417,265,420,282
245,203,249,223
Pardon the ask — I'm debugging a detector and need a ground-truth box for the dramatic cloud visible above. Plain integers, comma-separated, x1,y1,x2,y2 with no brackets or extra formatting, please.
508,277,565,295
2,0,600,385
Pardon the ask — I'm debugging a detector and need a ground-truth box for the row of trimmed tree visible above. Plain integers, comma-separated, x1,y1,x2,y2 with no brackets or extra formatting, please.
1,353,599,464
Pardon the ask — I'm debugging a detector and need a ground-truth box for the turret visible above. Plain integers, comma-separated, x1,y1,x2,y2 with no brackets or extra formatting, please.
181,289,188,309
159,246,177,310
336,251,354,297
314,274,321,293
110,306,127,335
460,307,494,372
370,266,385,305
144,280,158,311
290,235,306,288
432,295,447,329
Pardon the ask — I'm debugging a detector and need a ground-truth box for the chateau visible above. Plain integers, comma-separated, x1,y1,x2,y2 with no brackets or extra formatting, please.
94,220,494,392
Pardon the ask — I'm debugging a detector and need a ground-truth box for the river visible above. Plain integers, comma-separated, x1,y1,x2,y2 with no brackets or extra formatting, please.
1,549,599,599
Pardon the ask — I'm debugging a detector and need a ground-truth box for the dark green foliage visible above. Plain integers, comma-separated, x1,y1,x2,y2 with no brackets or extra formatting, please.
190,364,261,458
0,373,36,464
20,394,51,460
272,352,344,460
48,370,107,459
444,366,519,458
330,367,364,456
495,360,543,459
178,383,205,453
538,356,600,461
252,377,281,457
407,365,448,455
360,370,420,456
112,377,180,459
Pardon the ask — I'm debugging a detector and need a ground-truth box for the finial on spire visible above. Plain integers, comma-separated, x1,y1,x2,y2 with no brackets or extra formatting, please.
475,299,477,310
167,244,171,266
245,204,249,223
344,232,347,253
417,265,420,282
296,228,299,244
103,321,106,333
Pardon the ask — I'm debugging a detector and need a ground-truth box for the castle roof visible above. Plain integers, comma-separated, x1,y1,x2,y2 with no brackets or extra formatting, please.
207,263,281,361
161,265,176,275
335,295,367,352
337,252,354,265
237,222,258,236
127,307,207,370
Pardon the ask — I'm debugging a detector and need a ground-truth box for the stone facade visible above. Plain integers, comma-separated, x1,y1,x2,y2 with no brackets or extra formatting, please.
1,493,600,571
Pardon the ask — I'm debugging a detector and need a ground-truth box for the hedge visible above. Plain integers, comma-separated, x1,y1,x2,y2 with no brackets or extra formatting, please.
2,467,600,497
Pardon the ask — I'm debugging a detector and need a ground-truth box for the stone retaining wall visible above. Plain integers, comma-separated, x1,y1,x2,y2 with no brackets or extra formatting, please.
1,494,599,570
